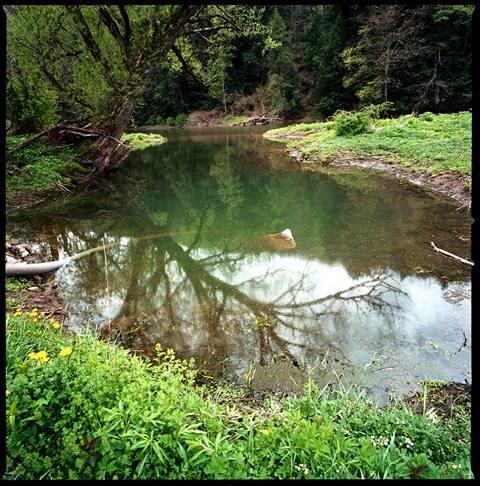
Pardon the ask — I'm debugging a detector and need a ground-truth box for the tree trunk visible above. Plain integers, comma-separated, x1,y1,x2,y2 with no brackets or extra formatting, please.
85,97,137,173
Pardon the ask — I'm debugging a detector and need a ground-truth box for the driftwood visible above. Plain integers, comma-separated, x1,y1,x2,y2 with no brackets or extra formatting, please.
7,121,129,155
430,241,473,266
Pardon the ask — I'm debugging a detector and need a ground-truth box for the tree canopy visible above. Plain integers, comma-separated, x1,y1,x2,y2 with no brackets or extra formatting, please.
6,4,474,168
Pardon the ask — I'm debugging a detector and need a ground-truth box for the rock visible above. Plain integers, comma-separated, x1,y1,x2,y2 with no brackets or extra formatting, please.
10,239,20,246
27,286,39,291
6,255,19,264
244,228,296,252
19,249,30,258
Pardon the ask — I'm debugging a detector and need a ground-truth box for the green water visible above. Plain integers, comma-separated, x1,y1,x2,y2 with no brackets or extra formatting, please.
8,127,471,400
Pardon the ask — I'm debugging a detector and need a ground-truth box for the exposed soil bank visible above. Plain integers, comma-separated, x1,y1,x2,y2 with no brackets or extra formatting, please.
5,241,67,328
270,132,471,208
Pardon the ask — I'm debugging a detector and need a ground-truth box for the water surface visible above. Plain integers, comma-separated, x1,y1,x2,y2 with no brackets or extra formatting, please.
8,127,471,400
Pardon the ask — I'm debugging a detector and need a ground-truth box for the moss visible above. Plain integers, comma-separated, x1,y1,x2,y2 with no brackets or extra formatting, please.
122,132,167,150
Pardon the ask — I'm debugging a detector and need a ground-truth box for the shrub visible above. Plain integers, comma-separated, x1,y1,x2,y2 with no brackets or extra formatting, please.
361,102,395,119
175,114,188,126
333,110,370,136
419,112,434,122
166,116,176,126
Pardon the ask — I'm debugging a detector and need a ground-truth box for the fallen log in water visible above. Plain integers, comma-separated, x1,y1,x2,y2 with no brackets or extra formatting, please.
6,229,297,277
6,259,71,277
430,241,473,266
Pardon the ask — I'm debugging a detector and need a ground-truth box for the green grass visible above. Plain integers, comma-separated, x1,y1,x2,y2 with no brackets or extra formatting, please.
122,132,167,150
5,278,30,310
221,115,251,126
6,278,30,293
5,313,471,480
6,136,87,201
266,121,333,135
265,112,471,177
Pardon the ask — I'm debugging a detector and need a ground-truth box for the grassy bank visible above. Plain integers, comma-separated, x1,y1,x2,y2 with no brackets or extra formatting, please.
122,132,167,150
6,132,167,210
221,114,251,126
5,278,30,311
264,112,471,184
5,312,471,479
6,136,88,209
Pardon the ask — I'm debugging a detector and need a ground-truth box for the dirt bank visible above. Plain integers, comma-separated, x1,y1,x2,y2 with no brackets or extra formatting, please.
6,241,67,327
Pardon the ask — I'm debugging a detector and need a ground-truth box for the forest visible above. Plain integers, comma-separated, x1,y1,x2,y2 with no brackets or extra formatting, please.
4,4,474,481
7,5,473,166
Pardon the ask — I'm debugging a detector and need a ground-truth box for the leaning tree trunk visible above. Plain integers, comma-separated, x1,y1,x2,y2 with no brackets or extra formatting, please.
85,96,138,173
78,5,203,173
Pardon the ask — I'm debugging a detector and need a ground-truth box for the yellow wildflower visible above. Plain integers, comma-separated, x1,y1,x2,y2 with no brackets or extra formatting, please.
14,308,22,316
33,318,38,323
28,350,49,364
59,347,73,357
35,350,49,363
6,390,11,397
52,322,61,329
40,312,45,318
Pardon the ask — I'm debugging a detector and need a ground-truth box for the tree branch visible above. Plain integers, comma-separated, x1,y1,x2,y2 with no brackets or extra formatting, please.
65,5,117,88
171,44,204,86
118,5,131,46
97,6,130,67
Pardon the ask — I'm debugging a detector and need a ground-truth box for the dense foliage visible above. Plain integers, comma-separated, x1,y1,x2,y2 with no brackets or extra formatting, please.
6,5,473,133
5,313,471,479
136,4,473,123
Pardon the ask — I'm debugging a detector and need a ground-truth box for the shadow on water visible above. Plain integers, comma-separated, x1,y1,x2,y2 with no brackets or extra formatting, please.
8,127,471,400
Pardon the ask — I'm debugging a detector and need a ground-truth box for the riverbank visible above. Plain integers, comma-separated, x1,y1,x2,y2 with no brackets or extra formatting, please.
5,311,471,480
6,136,89,214
181,110,278,128
264,112,471,207
6,133,167,214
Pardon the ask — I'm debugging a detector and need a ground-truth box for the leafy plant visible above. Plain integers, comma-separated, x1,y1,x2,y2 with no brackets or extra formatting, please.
5,313,472,479
333,109,370,136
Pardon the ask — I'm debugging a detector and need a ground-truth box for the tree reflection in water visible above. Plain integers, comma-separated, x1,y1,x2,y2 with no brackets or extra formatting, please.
9,130,470,390
56,206,406,383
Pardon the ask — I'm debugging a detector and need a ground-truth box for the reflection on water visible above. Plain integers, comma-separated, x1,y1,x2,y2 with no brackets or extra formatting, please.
8,127,471,397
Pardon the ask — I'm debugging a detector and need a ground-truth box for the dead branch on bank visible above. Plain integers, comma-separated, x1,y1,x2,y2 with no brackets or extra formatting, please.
7,121,129,155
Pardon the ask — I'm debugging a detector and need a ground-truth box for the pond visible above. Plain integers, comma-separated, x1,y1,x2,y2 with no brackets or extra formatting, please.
8,126,471,403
